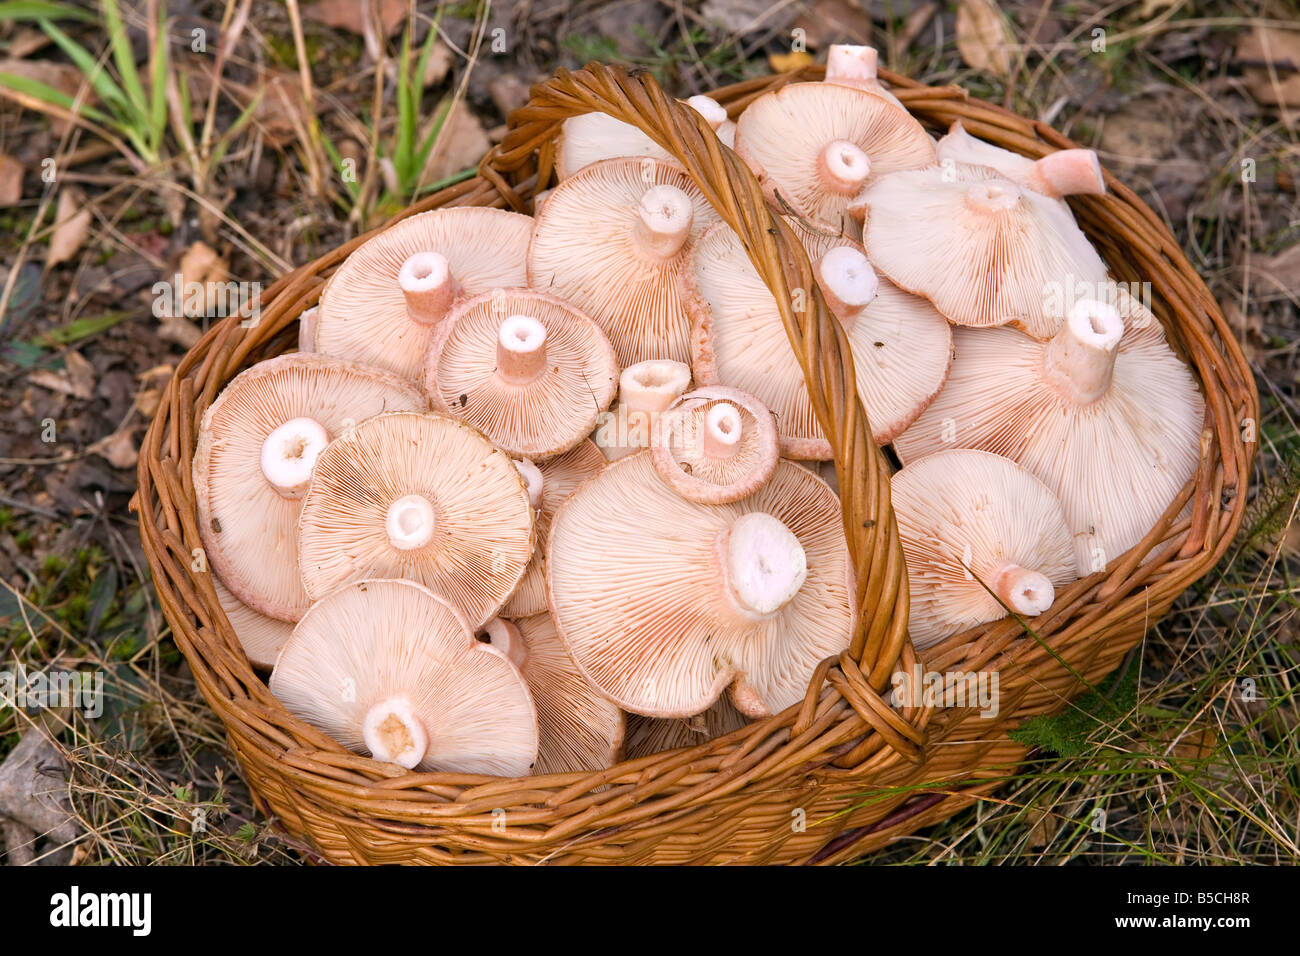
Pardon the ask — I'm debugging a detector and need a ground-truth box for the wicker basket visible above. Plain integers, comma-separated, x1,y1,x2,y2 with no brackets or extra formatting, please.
133,63,1257,865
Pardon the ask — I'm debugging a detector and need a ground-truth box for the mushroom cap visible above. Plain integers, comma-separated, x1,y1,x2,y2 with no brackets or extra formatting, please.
527,157,721,368
687,223,951,456
213,577,295,670
193,353,426,621
734,81,934,235
858,164,1108,340
314,208,534,381
892,449,1077,649
481,614,625,775
937,121,1105,199
651,385,779,503
555,96,732,180
269,579,538,776
547,454,855,719
425,289,618,459
502,439,606,618
297,411,534,628
893,289,1205,572
624,695,750,759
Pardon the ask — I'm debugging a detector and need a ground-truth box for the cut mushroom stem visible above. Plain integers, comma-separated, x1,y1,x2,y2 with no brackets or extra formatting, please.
687,94,728,131
496,314,548,385
361,695,429,769
718,512,809,621
991,563,1056,616
1028,149,1106,199
817,139,871,195
386,493,436,550
703,402,743,459
827,44,879,85
633,185,695,261
398,251,456,326
621,360,692,415
259,417,329,499
816,247,879,327
1042,298,1124,404
515,458,543,510
481,617,528,670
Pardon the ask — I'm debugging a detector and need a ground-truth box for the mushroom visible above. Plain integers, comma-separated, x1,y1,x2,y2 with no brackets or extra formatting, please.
193,353,426,621
269,579,538,775
733,77,933,236
425,288,619,460
547,454,855,718
212,577,295,671
502,439,606,618
892,449,1077,649
555,95,734,180
527,157,721,368
480,614,625,774
313,207,534,382
687,223,951,457
297,411,534,628
592,359,693,461
857,163,1108,340
893,292,1205,572
297,306,318,354
650,385,779,503
624,696,750,759
823,44,906,109
937,121,1106,200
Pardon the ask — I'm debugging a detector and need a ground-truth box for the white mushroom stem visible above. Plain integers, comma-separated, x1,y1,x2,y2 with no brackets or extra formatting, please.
1042,298,1124,404
515,458,543,510
386,493,436,550
817,140,871,196
633,185,694,261
481,617,528,670
260,417,329,499
361,696,429,769
717,512,808,621
703,402,743,460
687,95,728,132
297,306,318,353
603,360,692,460
1028,149,1106,199
964,178,1023,213
826,44,879,85
990,563,1055,616
398,251,456,326
816,247,879,328
496,315,548,385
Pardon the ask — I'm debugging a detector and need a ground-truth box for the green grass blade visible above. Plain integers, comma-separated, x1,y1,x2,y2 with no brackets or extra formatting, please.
38,18,130,116
147,18,168,157
0,1,93,21
208,90,262,168
101,0,147,118
0,70,114,125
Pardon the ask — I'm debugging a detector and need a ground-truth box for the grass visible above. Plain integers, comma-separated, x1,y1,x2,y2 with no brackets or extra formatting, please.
0,0,1296,865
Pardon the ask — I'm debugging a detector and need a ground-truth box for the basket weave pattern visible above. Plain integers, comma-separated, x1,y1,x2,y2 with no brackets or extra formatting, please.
134,63,1257,865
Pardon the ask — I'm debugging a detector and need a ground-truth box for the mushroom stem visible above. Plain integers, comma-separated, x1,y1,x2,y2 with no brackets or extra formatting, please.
603,360,692,460
826,44,879,85
816,140,871,196
386,494,436,550
1042,298,1124,404
515,458,543,510
990,563,1055,617
964,178,1022,213
481,617,528,671
361,696,429,769
1028,149,1106,199
398,251,456,326
632,185,694,261
687,95,728,132
816,247,879,329
260,417,330,499
717,512,808,621
702,402,743,460
297,306,318,353
496,315,548,385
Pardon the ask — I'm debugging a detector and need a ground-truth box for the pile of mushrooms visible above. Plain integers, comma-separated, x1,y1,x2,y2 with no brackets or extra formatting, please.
194,46,1205,774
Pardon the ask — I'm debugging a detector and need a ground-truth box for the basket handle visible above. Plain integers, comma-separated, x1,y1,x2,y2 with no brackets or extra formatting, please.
484,63,915,734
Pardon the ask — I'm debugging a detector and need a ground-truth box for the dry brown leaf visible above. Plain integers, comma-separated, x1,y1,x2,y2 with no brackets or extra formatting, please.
158,317,202,349
0,154,21,207
1253,243,1300,299
93,426,139,470
424,40,454,89
768,50,815,73
29,351,94,400
46,186,92,267
1236,26,1300,116
791,0,873,51
303,0,407,38
956,0,1014,80
422,101,490,184
174,240,231,318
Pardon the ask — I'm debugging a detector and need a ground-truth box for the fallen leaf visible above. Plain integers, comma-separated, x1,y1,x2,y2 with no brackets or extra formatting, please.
791,0,873,50
172,240,230,319
0,154,20,207
702,0,799,35
1235,26,1300,119
424,40,454,89
1252,243,1300,299
956,0,1014,80
768,50,814,73
158,317,202,349
29,350,94,400
46,186,92,267
487,74,530,119
303,0,406,38
92,426,138,470
422,101,490,184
